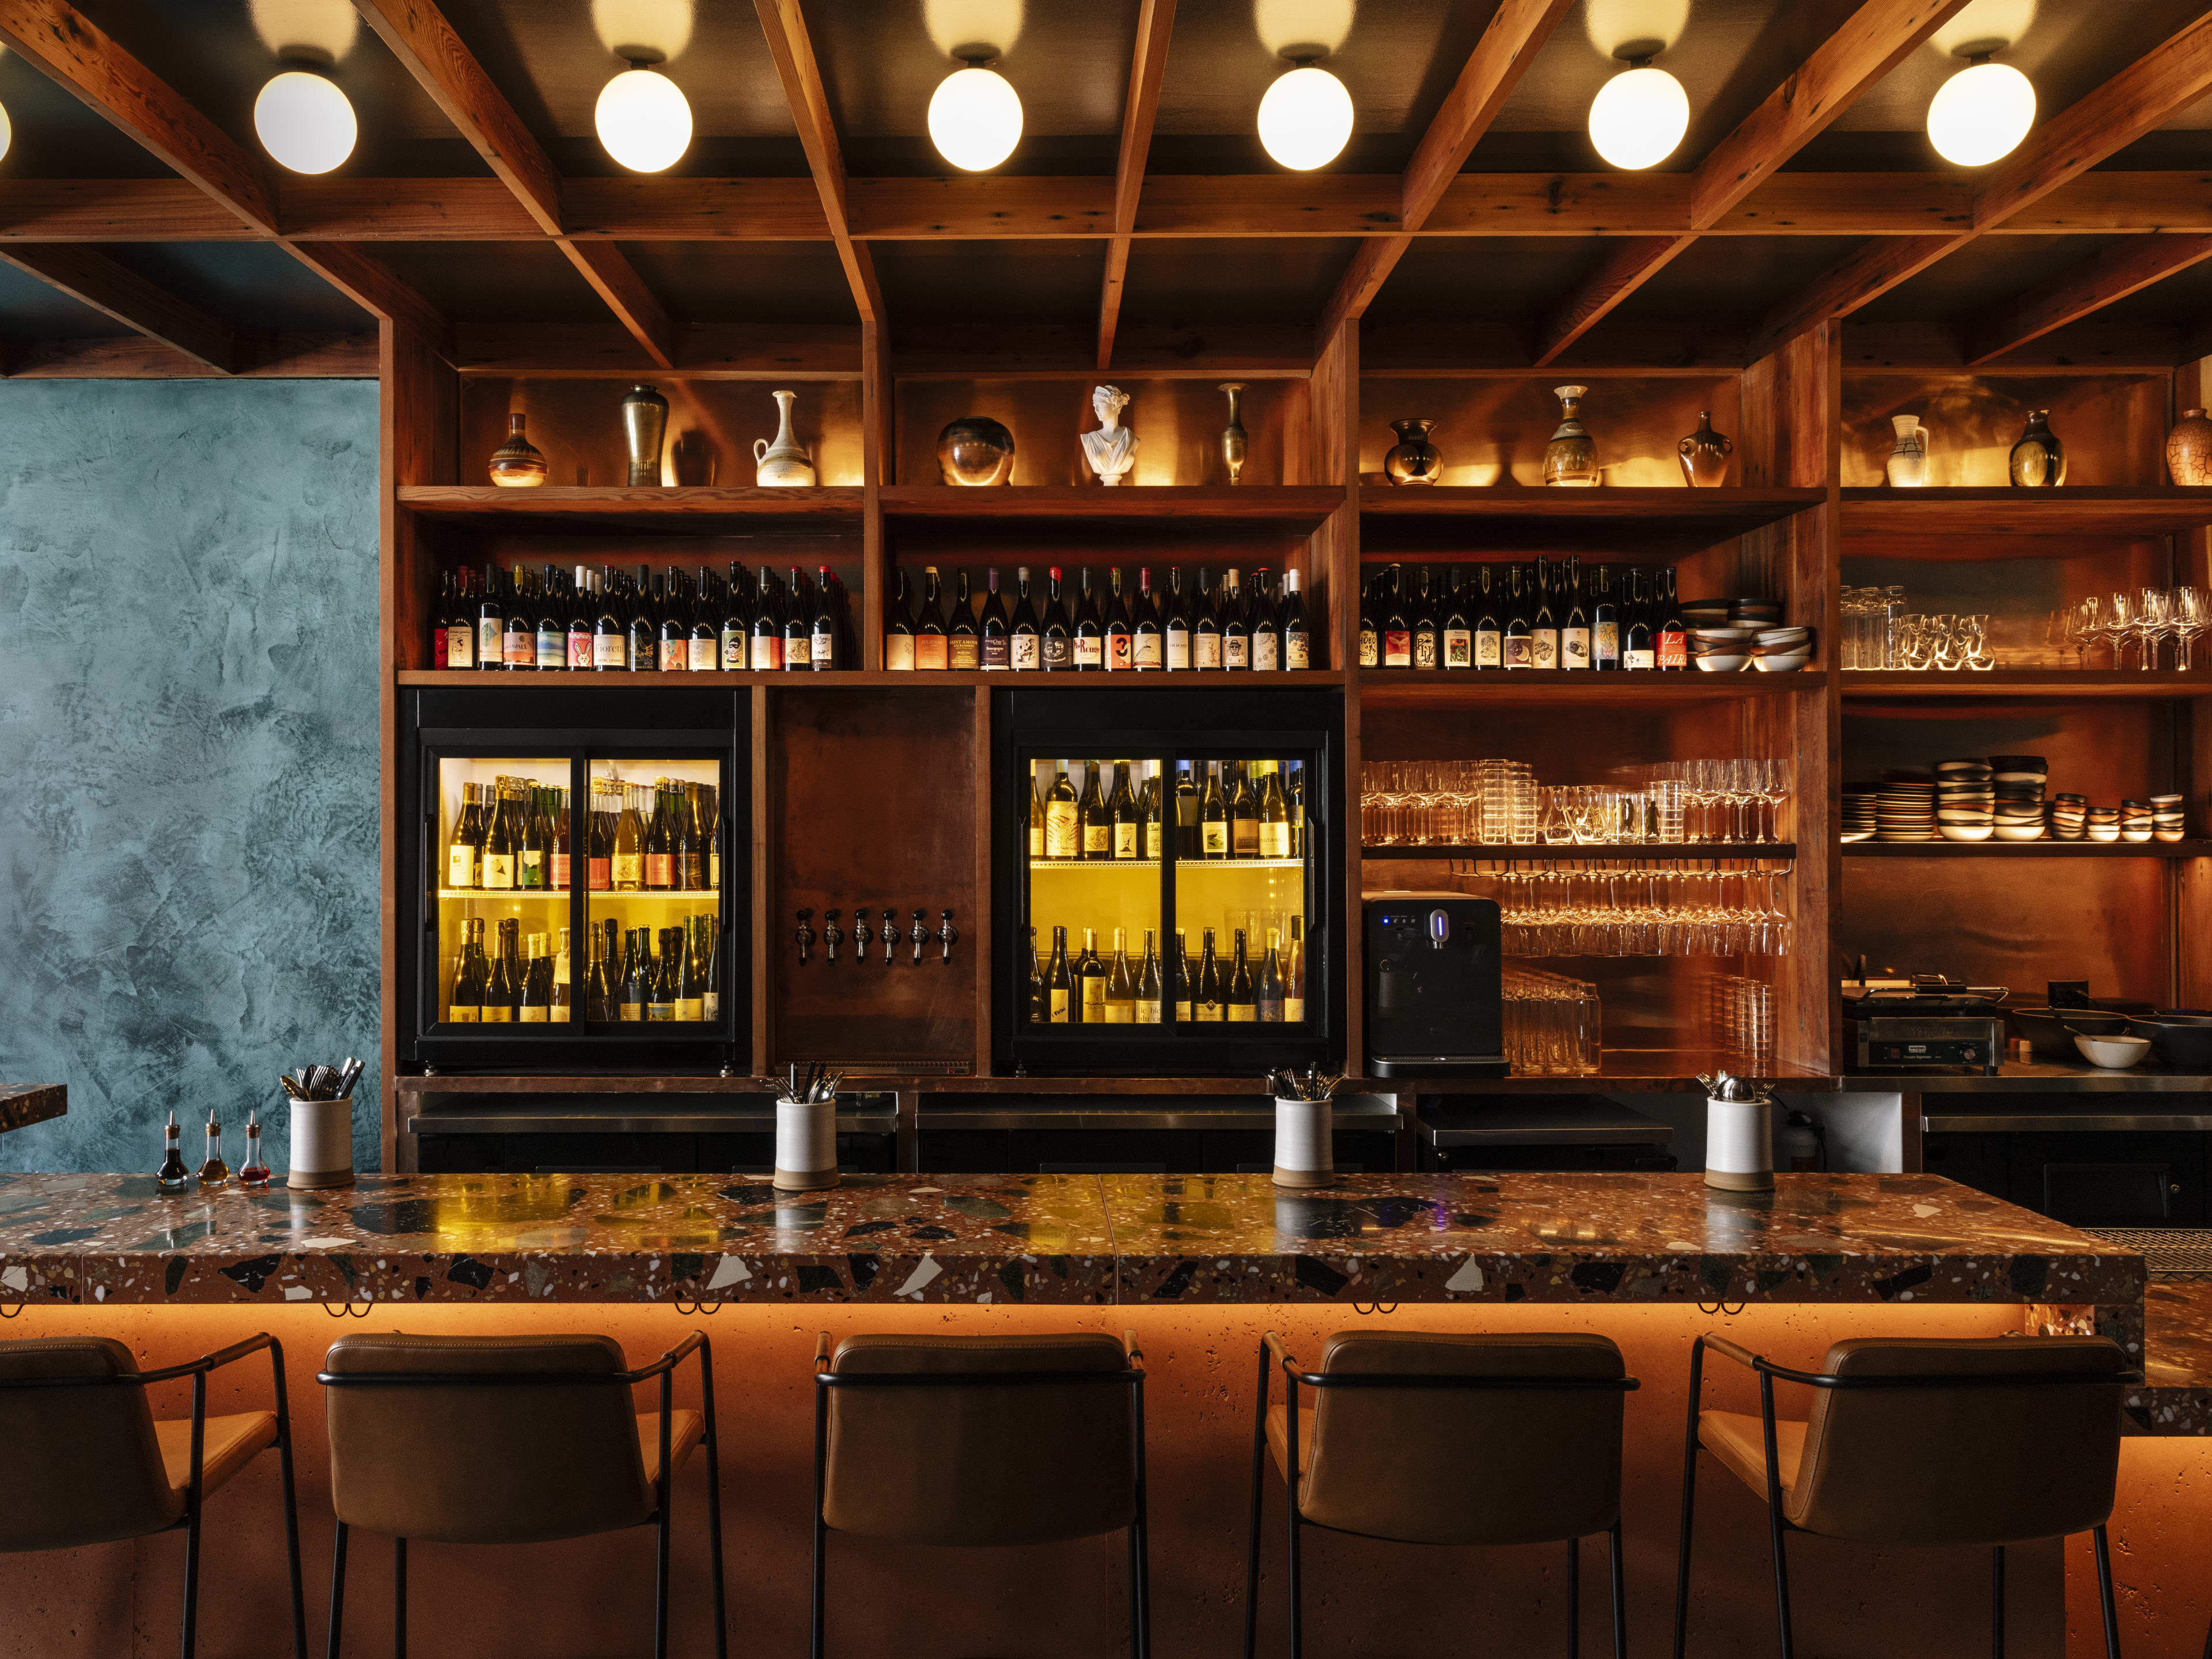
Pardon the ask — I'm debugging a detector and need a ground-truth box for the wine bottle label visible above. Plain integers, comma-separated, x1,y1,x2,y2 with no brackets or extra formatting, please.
1145,822,1162,859
885,633,915,671
482,1005,513,1023
1040,634,1071,670
1132,633,1162,669
1286,630,1309,669
1476,630,1501,667
649,1001,675,1021
915,636,948,670
1562,628,1591,669
981,634,1010,669
1050,989,1071,1021
479,619,503,664
702,993,720,1020
1176,999,1194,1021
1413,632,1437,670
710,851,721,888
1196,1001,1223,1021
612,854,643,885
811,624,836,666
1227,1005,1257,1022
1594,621,1619,664
1257,998,1283,1021
1532,630,1558,668
1029,826,1045,858
1658,630,1688,670
520,851,543,884
679,997,704,1021
505,628,532,666
753,636,785,671
1045,804,1080,858
1233,823,1259,857
1083,824,1111,855
550,854,570,889
621,999,643,1020
1259,823,1290,858
1103,1003,1134,1024
1358,628,1378,667
949,635,979,669
786,635,812,669
569,632,593,669
594,634,627,670
537,633,563,671
519,1005,547,1023
1113,824,1138,858
722,631,748,668
1625,646,1656,669
589,856,611,889
1195,633,1223,670
646,853,674,887
1224,636,1249,670
1010,634,1039,670
1256,632,1282,671
1137,999,1162,1022
449,626,475,669
447,1003,478,1022
1074,637,1103,668
1107,634,1132,671
482,853,515,888
1165,628,1190,670
447,846,476,888
551,1003,571,1023
1503,636,1533,671
1203,824,1228,855
690,638,717,671
654,639,680,671
1443,628,1472,667
1081,979,1107,1017
1285,997,1305,1022
1383,630,1411,667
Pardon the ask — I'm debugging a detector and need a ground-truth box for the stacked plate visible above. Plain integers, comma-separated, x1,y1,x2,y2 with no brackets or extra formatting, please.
1842,787,1878,842
1690,624,1758,672
2088,806,2120,843
2152,793,2187,842
1934,758,1995,842
2121,800,2154,842
1876,777,1936,841
1751,625,1814,672
1989,753,2047,842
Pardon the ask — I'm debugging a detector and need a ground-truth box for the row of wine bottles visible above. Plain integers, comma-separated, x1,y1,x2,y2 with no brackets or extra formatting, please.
446,775,724,894
889,564,1313,672
1359,558,1690,671
446,915,723,1024
434,562,855,672
1031,759,1305,861
1027,922,1306,1023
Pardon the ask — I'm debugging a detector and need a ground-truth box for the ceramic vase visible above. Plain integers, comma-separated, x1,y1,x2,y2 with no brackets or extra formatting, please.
487,412,547,487
1384,418,1443,485
937,415,1016,486
1885,414,1927,487
2166,408,2212,485
1543,385,1600,487
2008,410,2066,488
753,389,816,487
1677,411,1733,488
621,383,668,487
1218,381,1248,484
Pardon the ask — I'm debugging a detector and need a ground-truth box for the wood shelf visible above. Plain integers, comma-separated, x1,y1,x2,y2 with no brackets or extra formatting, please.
1359,484,1824,533
1839,486,2212,536
1359,669,1823,703
1367,843,1794,861
397,484,866,532
397,668,1347,688
1843,841,2208,858
880,484,1342,533
1841,669,2212,698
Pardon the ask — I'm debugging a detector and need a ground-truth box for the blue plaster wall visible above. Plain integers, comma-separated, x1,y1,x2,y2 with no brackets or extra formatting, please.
0,379,381,1175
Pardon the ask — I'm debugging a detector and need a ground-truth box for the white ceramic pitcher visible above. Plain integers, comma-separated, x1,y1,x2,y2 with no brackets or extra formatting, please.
755,388,817,486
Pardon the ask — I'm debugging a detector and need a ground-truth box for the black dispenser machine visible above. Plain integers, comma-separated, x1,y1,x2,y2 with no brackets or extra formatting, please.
1363,894,1506,1077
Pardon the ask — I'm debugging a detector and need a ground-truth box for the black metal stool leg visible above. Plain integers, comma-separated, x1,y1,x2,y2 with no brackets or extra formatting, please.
1609,1521,1628,1659
180,1497,203,1659
325,1522,348,1659
1568,1535,1580,1659
1993,1544,2006,1659
698,1339,726,1659
392,1537,406,1659
2094,1525,2123,1659
1131,1375,1152,1659
1244,1340,1268,1659
1674,1350,1705,1659
276,1388,308,1659
1285,1384,1303,1659
1766,1510,1794,1659
654,1507,671,1659
811,1378,827,1659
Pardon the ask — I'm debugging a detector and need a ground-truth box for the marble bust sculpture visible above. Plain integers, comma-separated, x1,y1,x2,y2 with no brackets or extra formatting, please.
1080,384,1137,485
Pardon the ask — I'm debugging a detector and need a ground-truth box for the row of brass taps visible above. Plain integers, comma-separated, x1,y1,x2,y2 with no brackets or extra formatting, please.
795,907,956,966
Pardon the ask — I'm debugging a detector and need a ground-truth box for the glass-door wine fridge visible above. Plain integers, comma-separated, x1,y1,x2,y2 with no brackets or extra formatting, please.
993,687,1342,1074
400,687,747,1071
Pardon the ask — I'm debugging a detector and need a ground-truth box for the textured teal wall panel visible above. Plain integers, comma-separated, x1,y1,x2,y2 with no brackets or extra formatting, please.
0,380,381,1175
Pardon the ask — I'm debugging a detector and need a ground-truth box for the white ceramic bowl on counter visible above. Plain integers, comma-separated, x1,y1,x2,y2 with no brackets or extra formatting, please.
2074,1033,2151,1069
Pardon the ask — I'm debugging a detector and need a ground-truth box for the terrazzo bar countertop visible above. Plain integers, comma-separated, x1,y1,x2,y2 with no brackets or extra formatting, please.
0,1171,2141,1328
0,1085,65,1136
2131,1279,2212,1435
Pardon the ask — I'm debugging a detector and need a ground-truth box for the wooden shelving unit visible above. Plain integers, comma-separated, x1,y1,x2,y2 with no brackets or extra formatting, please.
1359,484,1824,533
1368,843,1795,861
1361,669,1823,703
1844,842,2210,858
881,484,1342,533
1839,486,2212,536
1842,670,2212,698
397,483,866,531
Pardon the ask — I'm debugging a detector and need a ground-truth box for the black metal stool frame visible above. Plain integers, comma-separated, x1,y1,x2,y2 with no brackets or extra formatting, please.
1673,1333,2139,1659
315,1331,725,1659
809,1333,1152,1659
0,1331,306,1659
1244,1331,1642,1659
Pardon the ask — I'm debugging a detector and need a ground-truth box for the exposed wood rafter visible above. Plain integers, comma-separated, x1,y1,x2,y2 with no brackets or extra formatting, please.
350,0,675,367
1967,232,2212,363
1097,0,1176,370
753,0,882,325
0,244,234,369
0,0,445,349
1315,0,1573,347
1533,0,1972,365
1755,7,2212,357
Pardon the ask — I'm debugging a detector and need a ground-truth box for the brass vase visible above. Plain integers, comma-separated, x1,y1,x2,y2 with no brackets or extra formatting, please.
936,416,1016,485
1218,381,1248,484
487,412,546,487
621,383,668,487
2008,410,2066,488
1676,411,1732,488
1543,385,1600,487
2168,408,2212,486
1383,418,1443,485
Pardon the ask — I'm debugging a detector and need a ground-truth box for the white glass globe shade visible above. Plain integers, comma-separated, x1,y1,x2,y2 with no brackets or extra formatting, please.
1927,60,2035,167
0,101,12,166
595,67,692,173
1588,65,1688,170
254,71,356,175
928,66,1022,171
1257,65,1354,171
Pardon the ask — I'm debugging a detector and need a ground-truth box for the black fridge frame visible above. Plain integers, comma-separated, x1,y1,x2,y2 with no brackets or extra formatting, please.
992,687,1343,1076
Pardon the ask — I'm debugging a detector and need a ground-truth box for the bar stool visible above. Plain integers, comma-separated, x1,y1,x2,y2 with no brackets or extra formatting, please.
811,1331,1150,1659
318,1331,724,1659
0,1333,306,1659
1673,1334,2134,1659
1245,1330,1638,1659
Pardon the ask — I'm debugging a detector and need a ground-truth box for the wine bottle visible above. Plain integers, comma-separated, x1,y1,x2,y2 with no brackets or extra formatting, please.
593,565,627,670
568,567,595,669
1441,565,1472,668
619,928,646,1020
483,918,520,1021
1172,928,1195,1021
1010,566,1040,671
1136,928,1164,1023
677,781,703,890
1195,928,1224,1020
1259,765,1292,858
885,566,915,671
911,566,947,670
1046,925,1074,1022
447,783,479,889
519,785,548,889
722,561,753,669
647,929,679,1021
1230,761,1260,857
704,785,723,890
475,563,504,671
1044,760,1079,859
518,931,550,1022
1562,556,1592,670
448,919,485,1022
1412,565,1439,670
1028,768,1047,859
1096,567,1127,671
782,565,813,671
443,569,474,669
1252,567,1281,672
1592,565,1620,671
948,569,979,671
1221,569,1250,670
588,784,613,891
1072,568,1104,670
1226,929,1256,1021
1164,567,1191,671
552,926,573,1022
1041,566,1073,671
1109,760,1142,859
1623,567,1656,669
1132,567,1162,670
979,568,1010,669
642,782,671,890
1285,916,1306,1021
1193,569,1223,669
1657,565,1688,671
1175,764,1200,858
505,566,536,671
1473,565,1502,669
1358,569,1380,668
1200,762,1229,859
434,569,452,669
613,784,646,891
1382,566,1412,668
1503,563,1533,671
1077,926,1108,1022
676,919,704,1021
592,918,621,1020
745,567,779,671
810,563,839,671
1257,929,1285,1021
1531,556,1559,669
1079,761,1113,861
548,786,570,890
622,563,655,672
1141,764,1164,859
1105,928,1137,1022
701,918,722,1021
481,783,517,890
1282,570,1310,668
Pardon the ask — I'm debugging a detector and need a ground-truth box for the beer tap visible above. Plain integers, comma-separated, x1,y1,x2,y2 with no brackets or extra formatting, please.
911,908,928,966
880,908,900,965
938,908,958,963
794,908,815,966
849,909,873,959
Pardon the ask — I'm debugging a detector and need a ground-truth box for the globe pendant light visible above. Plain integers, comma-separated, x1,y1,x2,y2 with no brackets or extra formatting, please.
254,68,357,175
596,60,692,173
0,100,11,166
1257,58,1354,172
1927,56,2035,167
1588,58,1688,170
928,54,1022,172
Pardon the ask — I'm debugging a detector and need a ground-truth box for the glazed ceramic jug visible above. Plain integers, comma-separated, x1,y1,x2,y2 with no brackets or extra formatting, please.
2167,408,2212,485
1885,414,1927,487
487,412,546,487
2008,410,2066,488
753,389,816,487
1384,418,1443,484
1543,387,1600,486
1677,411,1732,488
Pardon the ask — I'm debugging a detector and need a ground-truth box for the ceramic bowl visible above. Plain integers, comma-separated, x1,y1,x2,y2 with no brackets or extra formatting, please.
1751,653,1811,672
1695,653,1749,672
1993,825,2046,842
2074,1033,2152,1069
2012,1006,2128,1059
2128,1017,2212,1069
1938,824,1994,841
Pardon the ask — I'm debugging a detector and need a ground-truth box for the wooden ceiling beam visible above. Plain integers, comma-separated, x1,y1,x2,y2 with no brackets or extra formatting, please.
1097,0,1176,370
1535,0,1972,366
1316,0,1573,346
752,0,882,325
0,243,235,369
1755,7,2212,357
1966,232,2212,363
350,0,675,367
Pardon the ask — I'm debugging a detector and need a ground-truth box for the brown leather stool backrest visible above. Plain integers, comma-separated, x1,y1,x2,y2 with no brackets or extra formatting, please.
823,1334,1137,1547
323,1334,655,1545
1789,1336,2127,1546
1296,1331,1627,1546
0,1338,179,1551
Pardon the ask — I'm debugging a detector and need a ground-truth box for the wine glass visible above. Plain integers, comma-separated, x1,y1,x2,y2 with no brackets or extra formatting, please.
1756,760,1791,844
1684,760,1723,841
1724,759,1760,842
2104,590,2139,669
2134,588,2170,672
2067,596,2104,670
2173,586,2207,671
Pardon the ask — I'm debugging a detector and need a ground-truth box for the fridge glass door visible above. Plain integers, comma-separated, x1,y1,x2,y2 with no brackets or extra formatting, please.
1024,755,1169,1028
434,755,575,1029
1174,755,1312,1025
583,757,727,1027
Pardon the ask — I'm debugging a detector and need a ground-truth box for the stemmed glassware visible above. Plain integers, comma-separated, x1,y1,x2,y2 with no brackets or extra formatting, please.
2103,590,2140,668
2175,586,2206,670
2133,588,2172,671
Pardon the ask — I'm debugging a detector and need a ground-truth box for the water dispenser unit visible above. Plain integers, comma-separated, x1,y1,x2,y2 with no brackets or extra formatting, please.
1363,893,1506,1077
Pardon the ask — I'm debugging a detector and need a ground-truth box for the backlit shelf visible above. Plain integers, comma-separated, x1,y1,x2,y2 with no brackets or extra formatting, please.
1028,859,1304,872
437,888,722,900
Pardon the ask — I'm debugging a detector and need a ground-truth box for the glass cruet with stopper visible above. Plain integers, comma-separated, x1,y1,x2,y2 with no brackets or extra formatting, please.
239,1107,272,1190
